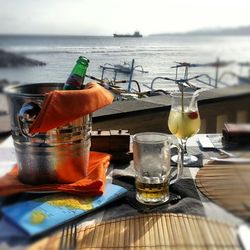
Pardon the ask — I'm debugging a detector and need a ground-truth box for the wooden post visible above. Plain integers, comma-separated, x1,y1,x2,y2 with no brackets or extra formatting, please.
128,59,135,92
215,58,219,88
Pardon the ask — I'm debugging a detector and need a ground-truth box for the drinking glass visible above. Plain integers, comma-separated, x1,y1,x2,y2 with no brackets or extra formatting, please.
133,132,183,205
168,92,200,165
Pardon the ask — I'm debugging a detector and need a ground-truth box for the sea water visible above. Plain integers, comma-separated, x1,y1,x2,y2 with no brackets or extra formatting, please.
0,34,250,92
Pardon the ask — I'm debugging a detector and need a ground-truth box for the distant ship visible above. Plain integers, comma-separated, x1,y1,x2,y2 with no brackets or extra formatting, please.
113,31,143,38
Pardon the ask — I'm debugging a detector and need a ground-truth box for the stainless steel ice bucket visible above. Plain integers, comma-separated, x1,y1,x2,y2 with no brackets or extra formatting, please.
4,83,91,185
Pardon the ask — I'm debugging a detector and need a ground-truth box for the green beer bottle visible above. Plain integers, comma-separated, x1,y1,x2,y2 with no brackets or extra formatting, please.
63,56,89,90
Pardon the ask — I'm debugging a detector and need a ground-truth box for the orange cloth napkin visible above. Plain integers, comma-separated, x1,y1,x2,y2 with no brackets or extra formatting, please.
0,152,111,197
30,82,114,134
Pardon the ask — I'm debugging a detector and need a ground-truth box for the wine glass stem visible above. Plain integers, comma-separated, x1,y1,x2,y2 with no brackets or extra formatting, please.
179,138,188,159
182,139,187,155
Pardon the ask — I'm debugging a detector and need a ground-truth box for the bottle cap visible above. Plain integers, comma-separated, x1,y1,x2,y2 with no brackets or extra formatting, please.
78,56,89,65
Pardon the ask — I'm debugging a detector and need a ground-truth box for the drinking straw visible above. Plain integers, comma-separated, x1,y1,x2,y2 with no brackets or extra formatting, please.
188,88,208,110
181,86,184,113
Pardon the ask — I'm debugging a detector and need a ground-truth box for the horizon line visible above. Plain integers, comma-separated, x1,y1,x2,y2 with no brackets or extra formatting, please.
1,24,250,37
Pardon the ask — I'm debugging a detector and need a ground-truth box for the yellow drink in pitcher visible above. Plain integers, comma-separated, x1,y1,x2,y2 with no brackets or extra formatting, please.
168,109,200,139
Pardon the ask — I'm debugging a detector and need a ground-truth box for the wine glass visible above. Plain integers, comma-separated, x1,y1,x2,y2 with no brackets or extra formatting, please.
168,92,200,165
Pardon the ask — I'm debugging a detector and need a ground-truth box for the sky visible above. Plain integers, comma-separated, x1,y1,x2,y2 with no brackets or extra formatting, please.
0,0,250,36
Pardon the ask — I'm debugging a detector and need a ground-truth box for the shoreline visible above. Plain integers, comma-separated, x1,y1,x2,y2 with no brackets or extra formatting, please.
0,93,10,137
0,49,46,68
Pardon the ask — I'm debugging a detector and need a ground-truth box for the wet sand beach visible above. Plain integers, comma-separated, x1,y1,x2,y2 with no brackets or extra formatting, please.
0,93,11,137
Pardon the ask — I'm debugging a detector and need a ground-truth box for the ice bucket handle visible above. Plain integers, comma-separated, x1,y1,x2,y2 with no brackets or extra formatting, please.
17,102,41,138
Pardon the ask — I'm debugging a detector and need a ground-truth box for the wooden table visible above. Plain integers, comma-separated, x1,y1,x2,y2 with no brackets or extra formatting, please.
0,134,248,249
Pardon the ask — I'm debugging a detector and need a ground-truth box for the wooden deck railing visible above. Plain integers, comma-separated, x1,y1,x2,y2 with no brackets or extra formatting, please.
199,94,250,133
93,85,250,134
